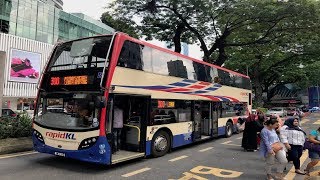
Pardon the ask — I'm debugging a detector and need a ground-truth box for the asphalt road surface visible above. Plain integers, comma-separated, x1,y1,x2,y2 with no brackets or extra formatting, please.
1,113,320,180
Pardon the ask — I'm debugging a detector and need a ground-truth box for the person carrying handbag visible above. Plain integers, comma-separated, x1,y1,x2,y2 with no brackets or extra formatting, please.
305,127,320,176
260,117,288,180
280,117,306,175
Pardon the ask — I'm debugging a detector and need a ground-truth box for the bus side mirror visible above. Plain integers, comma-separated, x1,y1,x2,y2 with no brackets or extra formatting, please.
95,96,107,108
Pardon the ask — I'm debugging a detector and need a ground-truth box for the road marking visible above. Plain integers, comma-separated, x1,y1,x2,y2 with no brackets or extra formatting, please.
199,147,213,152
221,141,232,145
313,120,320,125
221,140,241,147
226,143,241,147
285,150,309,179
236,137,243,140
0,151,38,159
122,167,151,177
169,155,188,162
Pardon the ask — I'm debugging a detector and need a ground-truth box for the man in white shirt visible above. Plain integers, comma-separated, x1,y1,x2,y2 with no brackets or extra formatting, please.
113,105,124,152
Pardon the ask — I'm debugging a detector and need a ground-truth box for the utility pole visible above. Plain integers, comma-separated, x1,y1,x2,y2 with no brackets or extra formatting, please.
317,84,320,107
0,51,6,117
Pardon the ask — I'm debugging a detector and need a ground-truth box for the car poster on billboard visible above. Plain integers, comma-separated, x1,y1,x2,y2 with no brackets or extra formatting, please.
9,49,41,83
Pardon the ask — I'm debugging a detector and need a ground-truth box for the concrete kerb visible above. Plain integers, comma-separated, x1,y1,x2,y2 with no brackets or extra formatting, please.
0,137,33,155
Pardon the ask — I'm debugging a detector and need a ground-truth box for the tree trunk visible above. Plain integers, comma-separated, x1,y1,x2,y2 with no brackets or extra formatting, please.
252,62,264,107
215,47,227,66
254,83,264,108
173,23,185,53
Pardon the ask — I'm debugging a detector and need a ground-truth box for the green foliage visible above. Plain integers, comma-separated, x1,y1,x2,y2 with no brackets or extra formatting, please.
100,12,140,38
257,108,268,113
0,114,33,139
106,0,320,66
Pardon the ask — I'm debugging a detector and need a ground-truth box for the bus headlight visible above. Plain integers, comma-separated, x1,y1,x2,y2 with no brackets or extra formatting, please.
33,130,45,144
78,136,99,150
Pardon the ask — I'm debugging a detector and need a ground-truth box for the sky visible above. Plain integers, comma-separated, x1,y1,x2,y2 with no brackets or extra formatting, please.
63,0,203,59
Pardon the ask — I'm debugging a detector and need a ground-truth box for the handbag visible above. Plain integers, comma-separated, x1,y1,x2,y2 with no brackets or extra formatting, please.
272,142,283,153
304,139,320,152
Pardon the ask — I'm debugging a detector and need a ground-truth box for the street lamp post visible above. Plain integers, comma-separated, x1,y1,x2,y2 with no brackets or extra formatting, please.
317,85,320,107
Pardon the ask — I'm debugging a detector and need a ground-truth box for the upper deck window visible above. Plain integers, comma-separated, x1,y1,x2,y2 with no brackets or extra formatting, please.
48,36,112,71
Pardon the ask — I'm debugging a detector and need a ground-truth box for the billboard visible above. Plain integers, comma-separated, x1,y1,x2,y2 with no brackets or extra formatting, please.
9,49,41,83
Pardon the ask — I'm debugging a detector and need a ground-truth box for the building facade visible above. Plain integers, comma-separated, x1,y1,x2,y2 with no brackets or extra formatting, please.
0,0,113,44
0,0,114,111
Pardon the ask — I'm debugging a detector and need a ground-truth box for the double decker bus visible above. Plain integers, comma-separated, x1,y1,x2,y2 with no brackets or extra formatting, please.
33,32,252,165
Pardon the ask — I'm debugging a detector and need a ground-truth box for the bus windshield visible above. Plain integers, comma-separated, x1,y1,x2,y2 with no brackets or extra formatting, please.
48,36,112,72
34,92,103,130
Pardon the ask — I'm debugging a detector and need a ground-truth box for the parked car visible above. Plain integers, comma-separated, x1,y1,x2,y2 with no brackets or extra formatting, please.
1,108,17,117
309,107,320,113
266,107,287,117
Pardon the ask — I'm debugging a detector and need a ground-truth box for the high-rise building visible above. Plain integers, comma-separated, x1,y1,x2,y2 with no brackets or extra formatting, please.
0,0,114,44
181,42,189,56
0,0,114,111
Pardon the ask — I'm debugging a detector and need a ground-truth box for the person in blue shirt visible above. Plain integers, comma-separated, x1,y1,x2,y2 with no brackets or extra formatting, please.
305,127,320,176
260,117,288,180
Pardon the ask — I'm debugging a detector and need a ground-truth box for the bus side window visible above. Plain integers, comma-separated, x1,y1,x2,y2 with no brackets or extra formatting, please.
118,41,143,70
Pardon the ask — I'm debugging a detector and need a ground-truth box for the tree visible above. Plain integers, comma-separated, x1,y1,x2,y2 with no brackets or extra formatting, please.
224,32,320,106
100,12,140,38
107,0,319,66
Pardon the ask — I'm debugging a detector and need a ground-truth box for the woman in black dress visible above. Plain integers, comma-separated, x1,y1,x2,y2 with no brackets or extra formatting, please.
242,114,258,151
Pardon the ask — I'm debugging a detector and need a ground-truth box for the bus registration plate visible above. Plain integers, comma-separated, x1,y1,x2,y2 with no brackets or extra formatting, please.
54,152,66,157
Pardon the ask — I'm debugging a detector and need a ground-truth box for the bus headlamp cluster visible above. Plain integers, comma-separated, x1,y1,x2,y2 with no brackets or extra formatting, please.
99,144,106,154
78,136,99,150
33,130,45,143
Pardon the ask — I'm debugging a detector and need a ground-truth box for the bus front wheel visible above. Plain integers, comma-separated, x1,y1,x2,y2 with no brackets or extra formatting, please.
152,130,171,157
225,122,233,138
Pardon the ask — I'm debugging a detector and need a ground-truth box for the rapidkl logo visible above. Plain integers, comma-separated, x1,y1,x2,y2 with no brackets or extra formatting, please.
46,132,76,140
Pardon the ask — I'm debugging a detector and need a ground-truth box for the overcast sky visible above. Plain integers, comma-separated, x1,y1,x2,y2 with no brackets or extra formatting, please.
63,0,202,59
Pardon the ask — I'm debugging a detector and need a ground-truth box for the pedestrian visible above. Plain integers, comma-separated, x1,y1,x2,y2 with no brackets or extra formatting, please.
260,117,288,180
256,111,265,147
242,114,258,151
304,127,320,176
113,104,124,153
280,117,306,175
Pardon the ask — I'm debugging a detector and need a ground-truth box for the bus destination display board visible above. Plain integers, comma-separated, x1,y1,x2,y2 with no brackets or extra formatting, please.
50,75,89,86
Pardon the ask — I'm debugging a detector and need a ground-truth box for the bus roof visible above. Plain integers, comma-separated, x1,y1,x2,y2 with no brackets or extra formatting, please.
59,33,250,79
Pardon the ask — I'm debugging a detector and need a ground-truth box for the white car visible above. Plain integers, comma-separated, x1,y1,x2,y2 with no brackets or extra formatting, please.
266,107,287,117
310,107,320,113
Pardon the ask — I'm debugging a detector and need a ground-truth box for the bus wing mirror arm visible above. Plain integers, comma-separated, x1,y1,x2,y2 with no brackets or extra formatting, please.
95,96,107,108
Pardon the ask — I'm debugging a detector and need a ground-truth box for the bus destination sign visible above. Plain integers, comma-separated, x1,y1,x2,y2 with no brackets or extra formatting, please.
50,75,89,86
158,100,175,108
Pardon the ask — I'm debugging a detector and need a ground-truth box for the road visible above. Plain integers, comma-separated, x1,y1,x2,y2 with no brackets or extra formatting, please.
0,113,320,180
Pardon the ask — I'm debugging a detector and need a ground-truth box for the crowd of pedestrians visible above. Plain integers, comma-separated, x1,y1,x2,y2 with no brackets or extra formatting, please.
241,110,319,180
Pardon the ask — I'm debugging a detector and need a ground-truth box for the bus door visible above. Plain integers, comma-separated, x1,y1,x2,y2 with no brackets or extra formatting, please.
112,94,150,154
211,102,219,138
193,101,211,140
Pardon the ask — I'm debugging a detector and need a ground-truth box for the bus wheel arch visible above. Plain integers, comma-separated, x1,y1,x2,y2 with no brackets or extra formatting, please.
235,118,243,134
151,128,172,157
225,120,233,137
